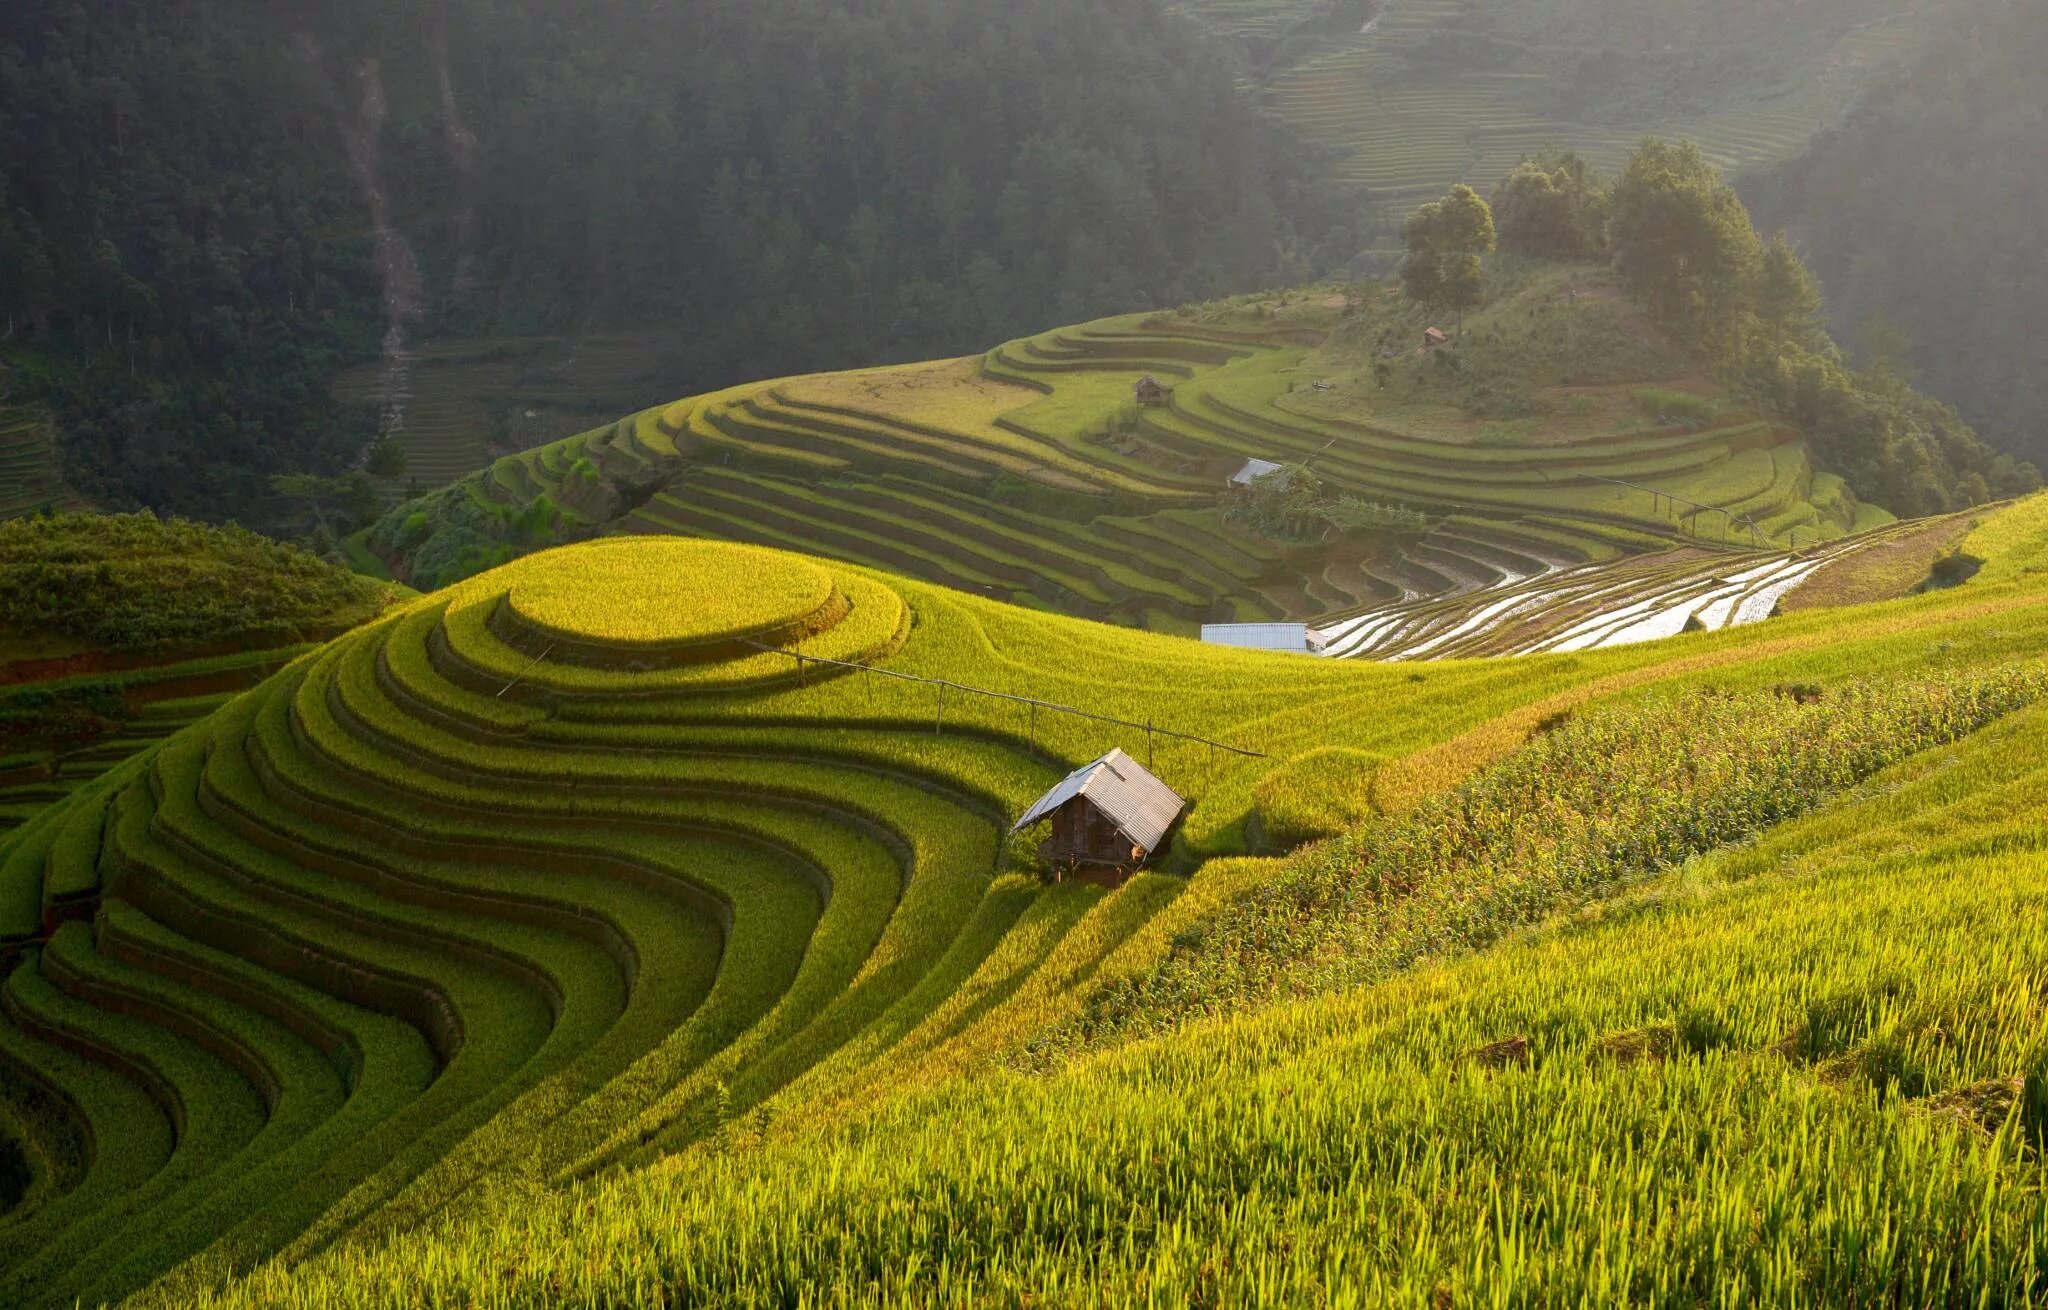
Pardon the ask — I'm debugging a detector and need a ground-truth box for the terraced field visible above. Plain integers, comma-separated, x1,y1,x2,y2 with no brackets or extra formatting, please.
0,536,1468,1303
0,397,83,522
1320,513,1944,660
385,277,1882,652
8,494,2048,1305
1170,0,1327,43
331,333,691,500
0,650,313,833
1255,1,1939,206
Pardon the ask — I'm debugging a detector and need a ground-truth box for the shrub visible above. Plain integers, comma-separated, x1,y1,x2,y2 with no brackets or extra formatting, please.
0,513,384,652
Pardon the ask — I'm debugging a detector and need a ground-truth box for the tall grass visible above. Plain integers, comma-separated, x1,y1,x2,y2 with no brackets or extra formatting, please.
1047,667,2048,1053
181,693,2048,1308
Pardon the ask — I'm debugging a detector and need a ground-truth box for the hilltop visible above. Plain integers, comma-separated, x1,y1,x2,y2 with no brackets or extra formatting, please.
1,490,2047,1303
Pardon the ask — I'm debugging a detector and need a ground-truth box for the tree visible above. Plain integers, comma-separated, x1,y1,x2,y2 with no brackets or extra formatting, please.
1492,152,1611,258
1399,185,1497,333
1609,139,1761,344
1751,234,1822,349
364,435,408,479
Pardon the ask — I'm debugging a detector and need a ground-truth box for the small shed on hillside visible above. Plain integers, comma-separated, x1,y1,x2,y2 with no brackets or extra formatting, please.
1200,622,1331,654
1229,457,1288,489
1011,749,1186,875
1134,375,1171,406
1423,326,1451,349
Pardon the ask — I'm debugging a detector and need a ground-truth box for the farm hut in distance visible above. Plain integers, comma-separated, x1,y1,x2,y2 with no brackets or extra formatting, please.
1423,326,1451,349
1134,375,1171,406
1011,748,1186,877
1229,457,1288,490
1201,622,1330,655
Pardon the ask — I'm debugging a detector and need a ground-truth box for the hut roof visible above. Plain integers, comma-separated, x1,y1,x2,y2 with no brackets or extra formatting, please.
1009,748,1186,853
1200,622,1325,653
1423,326,1451,344
1230,457,1287,487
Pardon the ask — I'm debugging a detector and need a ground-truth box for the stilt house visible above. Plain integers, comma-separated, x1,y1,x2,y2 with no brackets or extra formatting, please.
1011,749,1186,875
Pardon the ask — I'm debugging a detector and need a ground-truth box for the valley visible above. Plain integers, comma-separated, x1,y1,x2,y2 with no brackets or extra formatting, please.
1,2,2044,1303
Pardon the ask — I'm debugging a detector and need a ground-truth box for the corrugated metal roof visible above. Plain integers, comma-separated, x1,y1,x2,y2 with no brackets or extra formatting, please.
1230,458,1286,487
1201,622,1312,652
1010,748,1187,853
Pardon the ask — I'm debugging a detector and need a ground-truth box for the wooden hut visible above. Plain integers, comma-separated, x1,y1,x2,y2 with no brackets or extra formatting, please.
1134,375,1171,406
1011,749,1186,879
1422,326,1451,349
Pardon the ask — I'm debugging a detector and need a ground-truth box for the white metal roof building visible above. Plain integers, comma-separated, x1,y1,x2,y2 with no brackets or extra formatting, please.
1229,458,1287,488
1009,748,1187,857
1200,623,1331,654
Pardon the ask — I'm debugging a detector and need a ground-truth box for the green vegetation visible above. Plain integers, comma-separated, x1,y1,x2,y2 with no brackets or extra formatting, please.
0,383,84,521
1057,667,2046,1048
1250,0,1939,207
1476,143,2027,517
365,140,2030,670
0,514,396,838
0,0,1344,533
0,514,387,655
372,251,1979,647
1635,387,1721,426
1746,0,2048,469
5,489,2037,1304
1398,183,1496,329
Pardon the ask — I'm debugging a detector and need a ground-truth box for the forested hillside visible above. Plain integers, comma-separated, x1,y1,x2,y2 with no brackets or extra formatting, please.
1746,0,2048,467
0,0,1344,530
0,5,384,525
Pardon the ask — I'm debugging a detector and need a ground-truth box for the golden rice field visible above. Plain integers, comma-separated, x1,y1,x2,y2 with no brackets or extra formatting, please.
4,485,2048,1304
503,538,839,650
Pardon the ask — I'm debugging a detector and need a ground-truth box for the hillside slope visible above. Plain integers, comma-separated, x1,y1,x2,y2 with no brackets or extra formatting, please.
2,491,2047,1304
369,266,1921,654
1179,0,1941,214
0,0,1338,533
1744,0,2048,468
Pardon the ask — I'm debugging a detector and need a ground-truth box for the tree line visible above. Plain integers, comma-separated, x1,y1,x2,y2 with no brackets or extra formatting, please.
1744,0,2048,471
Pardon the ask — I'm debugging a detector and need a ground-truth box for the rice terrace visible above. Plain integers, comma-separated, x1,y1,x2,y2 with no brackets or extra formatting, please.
3,0,2048,1305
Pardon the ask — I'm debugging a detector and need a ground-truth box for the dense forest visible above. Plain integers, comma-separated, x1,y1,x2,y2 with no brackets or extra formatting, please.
0,4,384,523
0,0,1349,529
1746,0,2048,467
